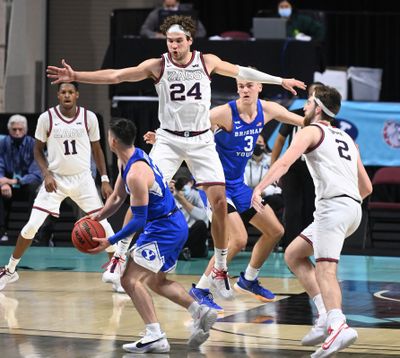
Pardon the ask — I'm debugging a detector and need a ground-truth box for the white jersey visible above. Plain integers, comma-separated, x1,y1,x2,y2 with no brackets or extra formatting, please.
304,123,361,202
35,106,100,176
155,51,211,131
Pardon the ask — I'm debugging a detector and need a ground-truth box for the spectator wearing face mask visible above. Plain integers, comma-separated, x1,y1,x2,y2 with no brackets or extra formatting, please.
277,0,324,41
0,115,42,242
170,168,209,258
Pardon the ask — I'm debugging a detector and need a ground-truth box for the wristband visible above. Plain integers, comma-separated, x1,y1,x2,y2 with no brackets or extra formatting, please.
101,175,110,183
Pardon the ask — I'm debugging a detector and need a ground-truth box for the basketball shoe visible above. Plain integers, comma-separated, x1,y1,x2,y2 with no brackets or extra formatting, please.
123,331,170,353
311,322,358,357
301,314,328,346
189,284,223,312
0,267,19,290
233,272,275,302
188,305,218,348
209,268,234,300
102,254,126,283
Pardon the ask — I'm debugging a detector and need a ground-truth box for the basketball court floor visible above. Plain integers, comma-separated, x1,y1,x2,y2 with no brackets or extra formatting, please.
0,246,399,357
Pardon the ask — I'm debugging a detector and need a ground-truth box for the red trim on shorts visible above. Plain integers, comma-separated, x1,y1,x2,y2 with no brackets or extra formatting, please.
299,233,313,246
195,181,226,187
154,55,165,85
316,258,339,263
305,124,325,153
84,109,89,134
86,208,103,215
54,105,81,124
32,206,59,217
47,109,53,137
200,52,212,81
167,50,195,68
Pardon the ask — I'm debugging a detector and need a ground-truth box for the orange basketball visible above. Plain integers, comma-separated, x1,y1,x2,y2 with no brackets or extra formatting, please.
71,218,105,253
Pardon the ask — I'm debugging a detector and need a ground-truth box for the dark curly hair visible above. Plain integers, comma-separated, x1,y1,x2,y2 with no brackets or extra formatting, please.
160,15,197,39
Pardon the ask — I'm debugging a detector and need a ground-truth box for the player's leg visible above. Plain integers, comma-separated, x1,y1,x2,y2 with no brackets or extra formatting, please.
0,184,66,290
233,203,284,302
192,209,246,306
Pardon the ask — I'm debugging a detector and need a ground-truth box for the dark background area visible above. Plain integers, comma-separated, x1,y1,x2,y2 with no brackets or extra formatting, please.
180,0,400,102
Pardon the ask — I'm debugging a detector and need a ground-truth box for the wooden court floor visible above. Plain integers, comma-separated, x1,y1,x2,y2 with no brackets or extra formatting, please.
0,248,399,357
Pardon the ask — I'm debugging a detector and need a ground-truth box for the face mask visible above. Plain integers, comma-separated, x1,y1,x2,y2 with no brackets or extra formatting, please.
278,8,292,18
253,144,264,156
182,184,191,196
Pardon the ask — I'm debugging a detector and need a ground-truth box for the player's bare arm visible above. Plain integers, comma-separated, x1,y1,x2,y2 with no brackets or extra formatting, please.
252,126,320,211
46,58,162,85
356,153,373,199
210,103,233,131
262,101,304,127
91,141,113,199
94,172,127,222
34,139,57,193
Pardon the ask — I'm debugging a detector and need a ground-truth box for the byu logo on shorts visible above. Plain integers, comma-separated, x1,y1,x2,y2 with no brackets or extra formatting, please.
141,248,156,261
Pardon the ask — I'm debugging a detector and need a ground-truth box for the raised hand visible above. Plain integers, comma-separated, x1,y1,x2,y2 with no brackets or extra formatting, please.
46,59,75,85
282,78,307,96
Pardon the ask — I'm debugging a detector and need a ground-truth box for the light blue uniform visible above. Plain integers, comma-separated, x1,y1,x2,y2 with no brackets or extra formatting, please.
122,148,188,272
214,100,264,213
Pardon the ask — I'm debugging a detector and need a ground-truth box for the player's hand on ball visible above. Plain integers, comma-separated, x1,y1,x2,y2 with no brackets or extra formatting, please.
88,237,110,254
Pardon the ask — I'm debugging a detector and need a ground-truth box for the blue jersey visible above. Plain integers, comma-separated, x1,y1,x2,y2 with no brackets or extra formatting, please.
214,100,264,182
122,148,176,221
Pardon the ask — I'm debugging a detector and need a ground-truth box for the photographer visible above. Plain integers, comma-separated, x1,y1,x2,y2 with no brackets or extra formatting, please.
170,168,209,258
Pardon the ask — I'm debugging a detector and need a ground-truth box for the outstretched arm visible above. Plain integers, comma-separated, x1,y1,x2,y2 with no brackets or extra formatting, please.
262,101,304,126
46,58,161,85
203,54,306,95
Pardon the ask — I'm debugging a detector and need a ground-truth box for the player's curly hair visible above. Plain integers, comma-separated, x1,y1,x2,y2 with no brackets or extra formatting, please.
160,15,197,39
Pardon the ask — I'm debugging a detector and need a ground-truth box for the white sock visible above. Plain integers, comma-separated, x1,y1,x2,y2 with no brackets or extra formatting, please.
244,265,260,281
6,256,20,273
115,236,132,257
188,301,201,319
214,248,228,270
196,274,210,290
312,293,327,315
327,308,346,330
145,322,162,336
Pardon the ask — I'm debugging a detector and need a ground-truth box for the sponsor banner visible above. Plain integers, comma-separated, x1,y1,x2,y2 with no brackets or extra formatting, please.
267,100,400,166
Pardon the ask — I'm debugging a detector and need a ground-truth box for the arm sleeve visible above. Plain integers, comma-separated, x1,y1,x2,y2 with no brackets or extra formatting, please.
107,205,148,245
237,66,283,85
139,9,160,38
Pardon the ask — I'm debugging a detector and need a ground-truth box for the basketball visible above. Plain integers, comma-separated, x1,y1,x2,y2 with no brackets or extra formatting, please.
71,218,105,253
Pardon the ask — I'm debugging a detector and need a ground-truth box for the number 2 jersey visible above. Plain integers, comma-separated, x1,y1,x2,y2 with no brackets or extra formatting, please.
35,106,99,176
304,123,361,202
214,99,264,183
155,51,211,131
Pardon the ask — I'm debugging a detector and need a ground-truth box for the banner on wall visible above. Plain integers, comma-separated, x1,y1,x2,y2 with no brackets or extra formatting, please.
268,100,400,166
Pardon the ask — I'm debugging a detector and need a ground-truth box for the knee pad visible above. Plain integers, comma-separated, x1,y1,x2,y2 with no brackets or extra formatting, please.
21,222,41,240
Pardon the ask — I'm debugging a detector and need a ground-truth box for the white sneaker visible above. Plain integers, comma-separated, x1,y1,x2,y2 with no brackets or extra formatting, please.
209,268,234,300
102,255,126,283
0,234,9,242
311,323,358,357
188,305,218,348
123,331,170,353
0,267,19,290
112,280,126,294
301,315,328,346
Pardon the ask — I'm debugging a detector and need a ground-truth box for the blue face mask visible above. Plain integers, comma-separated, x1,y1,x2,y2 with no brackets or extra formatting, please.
278,8,292,18
182,184,191,196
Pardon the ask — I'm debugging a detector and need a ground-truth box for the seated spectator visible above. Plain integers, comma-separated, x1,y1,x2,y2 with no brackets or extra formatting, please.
140,0,206,38
244,134,283,216
276,0,324,41
170,167,209,258
0,115,42,242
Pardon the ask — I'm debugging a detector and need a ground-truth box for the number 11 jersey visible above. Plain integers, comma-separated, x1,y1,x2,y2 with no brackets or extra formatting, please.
35,106,100,176
155,51,211,132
